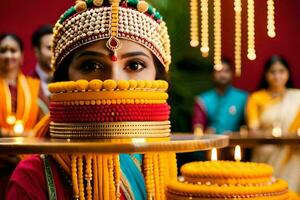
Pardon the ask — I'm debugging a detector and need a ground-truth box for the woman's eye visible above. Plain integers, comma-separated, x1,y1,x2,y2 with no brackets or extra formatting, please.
125,61,146,72
80,61,104,73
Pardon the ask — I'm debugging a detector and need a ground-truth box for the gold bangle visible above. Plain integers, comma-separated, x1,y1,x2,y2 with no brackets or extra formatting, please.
50,121,171,127
50,131,170,139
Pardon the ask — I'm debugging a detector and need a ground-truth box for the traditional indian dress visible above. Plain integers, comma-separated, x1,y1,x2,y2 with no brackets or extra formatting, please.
6,154,145,200
0,72,43,198
246,89,300,192
193,86,248,134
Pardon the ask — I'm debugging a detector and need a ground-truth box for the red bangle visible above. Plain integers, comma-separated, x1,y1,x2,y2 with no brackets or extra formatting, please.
50,103,170,123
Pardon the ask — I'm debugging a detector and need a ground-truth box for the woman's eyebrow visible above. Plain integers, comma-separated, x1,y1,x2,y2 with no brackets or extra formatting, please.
74,51,107,59
121,51,150,59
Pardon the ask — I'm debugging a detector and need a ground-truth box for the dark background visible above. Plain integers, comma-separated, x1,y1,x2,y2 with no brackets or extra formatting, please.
1,0,299,132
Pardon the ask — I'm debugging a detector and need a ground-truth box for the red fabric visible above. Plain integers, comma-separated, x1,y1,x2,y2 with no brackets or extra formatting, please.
6,155,127,200
6,155,73,200
192,99,207,131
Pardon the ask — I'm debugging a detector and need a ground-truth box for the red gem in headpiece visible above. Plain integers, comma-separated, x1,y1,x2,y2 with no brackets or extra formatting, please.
110,37,119,48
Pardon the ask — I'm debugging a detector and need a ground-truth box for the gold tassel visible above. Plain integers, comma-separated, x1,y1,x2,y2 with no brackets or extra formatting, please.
153,153,161,200
98,155,104,200
144,153,155,200
158,154,166,200
108,155,116,199
78,155,85,200
103,155,110,200
71,155,79,200
113,155,121,200
93,154,99,200
169,152,178,180
85,154,93,200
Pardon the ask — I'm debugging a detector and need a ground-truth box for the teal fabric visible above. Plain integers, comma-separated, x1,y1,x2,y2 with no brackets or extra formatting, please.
120,154,146,200
197,86,248,134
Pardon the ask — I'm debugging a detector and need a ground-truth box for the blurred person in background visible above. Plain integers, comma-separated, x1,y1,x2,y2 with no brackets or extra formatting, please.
247,55,300,192
30,24,53,107
0,33,44,198
192,59,248,135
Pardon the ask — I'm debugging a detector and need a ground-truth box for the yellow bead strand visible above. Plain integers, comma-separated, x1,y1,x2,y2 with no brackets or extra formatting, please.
85,154,93,200
71,155,79,200
169,152,178,179
102,155,110,200
144,153,155,200
267,0,276,38
234,0,242,76
213,0,222,69
108,155,116,200
247,0,256,60
113,155,121,200
190,0,199,47
92,154,99,200
77,155,85,200
200,0,209,57
158,154,166,200
153,153,161,200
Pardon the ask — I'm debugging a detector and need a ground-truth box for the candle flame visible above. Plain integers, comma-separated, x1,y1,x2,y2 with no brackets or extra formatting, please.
13,120,24,135
211,148,217,161
6,115,16,125
272,127,282,137
234,145,241,161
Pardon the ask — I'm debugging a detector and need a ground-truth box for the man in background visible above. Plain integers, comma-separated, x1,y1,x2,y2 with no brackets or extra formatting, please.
31,24,53,100
192,59,248,135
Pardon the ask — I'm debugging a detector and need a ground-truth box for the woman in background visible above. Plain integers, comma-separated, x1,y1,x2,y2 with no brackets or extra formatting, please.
0,33,45,198
246,55,300,192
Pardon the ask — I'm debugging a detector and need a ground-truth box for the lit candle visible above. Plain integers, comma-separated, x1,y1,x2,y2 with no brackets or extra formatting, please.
272,126,282,137
211,148,217,161
194,127,204,136
6,115,16,125
297,128,300,137
13,120,24,135
234,145,241,161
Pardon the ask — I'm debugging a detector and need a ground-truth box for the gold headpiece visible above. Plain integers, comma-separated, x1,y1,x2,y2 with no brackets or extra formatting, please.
51,0,171,71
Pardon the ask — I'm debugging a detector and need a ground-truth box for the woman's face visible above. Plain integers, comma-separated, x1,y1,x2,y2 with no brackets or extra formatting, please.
266,61,289,89
0,36,23,74
68,39,157,81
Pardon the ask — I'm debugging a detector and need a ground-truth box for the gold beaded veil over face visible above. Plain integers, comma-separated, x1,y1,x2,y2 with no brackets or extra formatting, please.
51,0,171,72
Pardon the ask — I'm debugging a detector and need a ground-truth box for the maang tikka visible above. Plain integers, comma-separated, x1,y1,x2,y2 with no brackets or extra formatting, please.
106,0,122,61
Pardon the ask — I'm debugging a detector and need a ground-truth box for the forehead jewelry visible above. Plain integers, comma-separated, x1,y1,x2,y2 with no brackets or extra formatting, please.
106,0,122,61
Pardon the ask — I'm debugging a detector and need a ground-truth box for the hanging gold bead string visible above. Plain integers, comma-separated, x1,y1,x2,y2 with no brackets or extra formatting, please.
213,0,222,70
247,0,256,60
190,0,199,47
200,0,209,57
69,152,176,200
267,0,276,38
234,0,242,76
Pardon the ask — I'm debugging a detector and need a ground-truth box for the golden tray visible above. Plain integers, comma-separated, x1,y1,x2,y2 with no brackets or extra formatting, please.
0,134,228,154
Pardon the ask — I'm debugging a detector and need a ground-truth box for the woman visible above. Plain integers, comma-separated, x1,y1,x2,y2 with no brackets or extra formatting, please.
246,55,300,192
6,0,173,199
0,33,47,198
